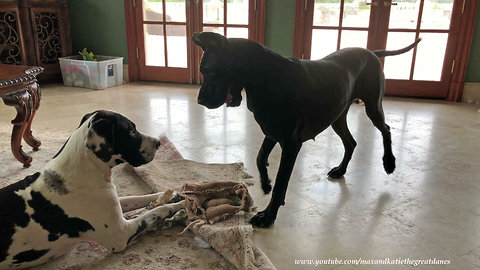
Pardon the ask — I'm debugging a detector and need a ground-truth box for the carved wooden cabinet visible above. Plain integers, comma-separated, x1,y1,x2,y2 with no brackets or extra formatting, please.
0,0,71,79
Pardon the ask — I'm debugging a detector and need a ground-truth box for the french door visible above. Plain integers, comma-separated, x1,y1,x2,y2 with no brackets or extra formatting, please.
135,0,191,82
294,0,477,99
127,0,265,83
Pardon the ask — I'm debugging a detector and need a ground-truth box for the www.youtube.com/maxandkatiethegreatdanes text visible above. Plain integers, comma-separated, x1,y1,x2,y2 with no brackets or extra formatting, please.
294,257,451,267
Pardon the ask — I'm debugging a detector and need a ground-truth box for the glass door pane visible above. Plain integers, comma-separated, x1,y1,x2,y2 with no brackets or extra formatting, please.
313,0,341,27
342,1,371,28
339,30,368,49
203,26,224,35
413,32,448,81
420,0,453,30
227,0,248,25
387,0,420,29
226,27,248,39
144,24,165,66
203,0,223,24
166,25,187,68
384,32,416,80
143,0,163,21
311,29,338,60
165,0,186,22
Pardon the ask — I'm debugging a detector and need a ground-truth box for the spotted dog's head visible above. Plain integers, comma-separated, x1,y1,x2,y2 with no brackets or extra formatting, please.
192,32,244,109
80,110,160,167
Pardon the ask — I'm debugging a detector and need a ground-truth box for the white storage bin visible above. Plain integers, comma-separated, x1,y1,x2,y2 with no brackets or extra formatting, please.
59,55,123,90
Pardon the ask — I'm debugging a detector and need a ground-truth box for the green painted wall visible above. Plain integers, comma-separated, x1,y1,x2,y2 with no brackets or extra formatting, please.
465,4,480,83
67,1,480,80
264,0,295,57
68,0,128,63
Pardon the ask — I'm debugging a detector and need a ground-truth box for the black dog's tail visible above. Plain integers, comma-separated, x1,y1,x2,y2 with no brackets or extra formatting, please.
373,38,422,58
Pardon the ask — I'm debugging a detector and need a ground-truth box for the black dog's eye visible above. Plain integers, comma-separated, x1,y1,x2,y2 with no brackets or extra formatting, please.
200,66,216,77
129,127,135,135
200,69,210,76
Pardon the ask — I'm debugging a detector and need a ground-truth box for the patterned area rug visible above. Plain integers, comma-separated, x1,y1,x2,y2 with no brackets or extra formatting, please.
0,122,276,270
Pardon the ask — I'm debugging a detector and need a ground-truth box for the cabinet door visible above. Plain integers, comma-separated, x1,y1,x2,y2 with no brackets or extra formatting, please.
30,7,68,71
0,8,27,65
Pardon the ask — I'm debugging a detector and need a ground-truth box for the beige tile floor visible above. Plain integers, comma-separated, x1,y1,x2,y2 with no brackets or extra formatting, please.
1,82,480,269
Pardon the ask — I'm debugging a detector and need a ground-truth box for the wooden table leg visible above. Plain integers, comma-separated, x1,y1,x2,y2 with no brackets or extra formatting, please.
23,82,41,151
2,88,34,167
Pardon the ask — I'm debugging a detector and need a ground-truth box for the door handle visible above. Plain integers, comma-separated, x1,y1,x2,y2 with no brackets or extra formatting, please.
384,1,398,6
366,1,398,7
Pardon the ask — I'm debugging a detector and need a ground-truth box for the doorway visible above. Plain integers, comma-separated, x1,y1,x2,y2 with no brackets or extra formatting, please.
293,0,477,99
126,0,266,83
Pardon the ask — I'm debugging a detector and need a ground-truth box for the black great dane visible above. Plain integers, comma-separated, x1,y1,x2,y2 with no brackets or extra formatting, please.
193,32,420,228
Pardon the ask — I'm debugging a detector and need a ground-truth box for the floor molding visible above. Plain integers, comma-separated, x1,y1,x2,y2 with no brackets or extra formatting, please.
462,82,480,103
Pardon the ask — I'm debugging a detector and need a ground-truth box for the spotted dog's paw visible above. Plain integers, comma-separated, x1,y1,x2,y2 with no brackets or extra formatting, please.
170,191,185,203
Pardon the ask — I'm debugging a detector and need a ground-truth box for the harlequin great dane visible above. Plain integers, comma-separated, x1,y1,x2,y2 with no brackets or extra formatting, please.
0,110,184,270
192,32,421,228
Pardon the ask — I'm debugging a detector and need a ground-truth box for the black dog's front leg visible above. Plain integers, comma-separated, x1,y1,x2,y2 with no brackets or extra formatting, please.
256,137,277,194
251,141,301,228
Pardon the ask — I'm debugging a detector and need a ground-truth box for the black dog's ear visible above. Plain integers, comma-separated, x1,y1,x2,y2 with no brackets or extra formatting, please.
192,32,227,51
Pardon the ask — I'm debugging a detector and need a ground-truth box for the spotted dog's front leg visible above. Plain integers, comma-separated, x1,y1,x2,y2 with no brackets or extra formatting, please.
125,200,185,247
94,200,185,252
119,191,183,212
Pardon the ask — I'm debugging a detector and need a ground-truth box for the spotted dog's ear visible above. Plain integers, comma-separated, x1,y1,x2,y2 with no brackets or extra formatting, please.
53,111,99,159
85,118,115,163
192,32,228,51
80,111,97,128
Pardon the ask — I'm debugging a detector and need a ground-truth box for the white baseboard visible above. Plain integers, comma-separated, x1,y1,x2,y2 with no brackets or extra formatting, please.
122,64,129,83
462,83,480,103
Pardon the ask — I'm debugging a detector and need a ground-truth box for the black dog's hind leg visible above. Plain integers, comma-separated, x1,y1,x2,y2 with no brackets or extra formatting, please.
256,137,277,194
251,140,301,228
328,106,357,178
364,101,396,174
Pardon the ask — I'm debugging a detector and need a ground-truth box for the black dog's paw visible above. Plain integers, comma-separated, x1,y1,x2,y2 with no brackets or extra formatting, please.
261,180,272,194
383,155,396,174
250,210,276,228
327,167,346,179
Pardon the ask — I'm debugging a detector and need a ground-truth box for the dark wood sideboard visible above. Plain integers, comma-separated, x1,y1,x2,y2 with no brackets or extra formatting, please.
0,64,43,167
0,0,71,80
